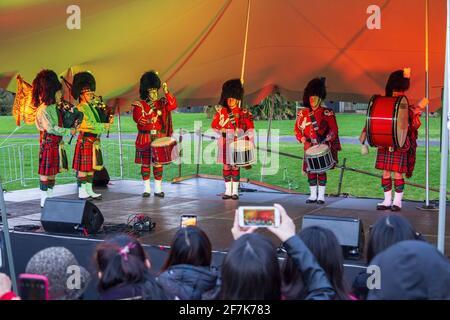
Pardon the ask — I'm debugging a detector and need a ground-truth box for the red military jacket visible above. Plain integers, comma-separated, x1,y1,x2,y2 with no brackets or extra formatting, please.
294,106,341,151
211,105,254,135
132,92,177,135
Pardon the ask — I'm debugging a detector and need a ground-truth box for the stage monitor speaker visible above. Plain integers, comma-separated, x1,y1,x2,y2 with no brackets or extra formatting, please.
41,198,104,235
302,215,364,260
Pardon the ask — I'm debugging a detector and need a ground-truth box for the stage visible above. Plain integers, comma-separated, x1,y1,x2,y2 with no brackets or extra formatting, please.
3,177,449,251
1,178,449,298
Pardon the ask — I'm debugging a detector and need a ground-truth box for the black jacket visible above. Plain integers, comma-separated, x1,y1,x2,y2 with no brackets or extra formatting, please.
99,276,168,300
157,264,219,300
283,235,336,300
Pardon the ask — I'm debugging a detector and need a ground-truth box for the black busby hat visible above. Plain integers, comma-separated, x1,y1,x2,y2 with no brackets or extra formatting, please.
71,71,96,100
139,71,161,100
303,77,327,107
385,69,410,97
31,69,62,107
218,79,244,106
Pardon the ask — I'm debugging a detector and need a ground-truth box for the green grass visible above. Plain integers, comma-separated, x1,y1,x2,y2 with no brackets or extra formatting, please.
1,137,447,202
0,113,443,139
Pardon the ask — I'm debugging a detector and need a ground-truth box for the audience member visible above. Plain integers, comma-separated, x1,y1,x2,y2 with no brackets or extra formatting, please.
218,204,336,300
368,240,450,300
95,234,167,300
157,226,218,300
25,246,90,300
352,214,421,300
282,226,351,300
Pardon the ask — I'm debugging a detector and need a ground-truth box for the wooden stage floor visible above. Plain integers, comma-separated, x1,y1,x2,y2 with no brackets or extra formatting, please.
2,178,450,256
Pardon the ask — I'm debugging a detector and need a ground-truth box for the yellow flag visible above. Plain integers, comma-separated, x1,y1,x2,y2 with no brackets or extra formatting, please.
12,74,35,126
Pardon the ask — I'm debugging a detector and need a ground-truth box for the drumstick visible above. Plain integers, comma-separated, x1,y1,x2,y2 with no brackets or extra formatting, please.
222,131,251,140
238,132,251,140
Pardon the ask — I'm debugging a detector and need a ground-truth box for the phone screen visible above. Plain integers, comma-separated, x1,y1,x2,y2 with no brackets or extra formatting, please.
19,277,48,300
180,215,197,228
243,208,276,227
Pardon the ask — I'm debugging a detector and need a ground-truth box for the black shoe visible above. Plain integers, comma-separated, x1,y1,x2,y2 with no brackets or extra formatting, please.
306,199,317,204
154,192,165,198
377,204,391,210
317,200,325,205
232,194,239,200
222,194,232,200
142,192,150,198
391,205,401,212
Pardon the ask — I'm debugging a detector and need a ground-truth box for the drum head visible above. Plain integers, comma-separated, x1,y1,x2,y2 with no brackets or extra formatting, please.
151,137,175,147
395,96,409,148
230,139,254,151
305,144,329,156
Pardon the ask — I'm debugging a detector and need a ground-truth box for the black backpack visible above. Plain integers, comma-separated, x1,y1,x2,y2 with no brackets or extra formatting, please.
93,167,110,187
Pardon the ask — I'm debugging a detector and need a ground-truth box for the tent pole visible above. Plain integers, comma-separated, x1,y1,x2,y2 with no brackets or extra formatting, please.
261,94,275,181
0,178,18,294
437,0,450,254
117,103,124,180
424,0,433,208
240,0,251,84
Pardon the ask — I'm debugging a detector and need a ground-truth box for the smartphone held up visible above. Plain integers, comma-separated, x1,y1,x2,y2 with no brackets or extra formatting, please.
180,215,198,228
238,206,280,228
18,274,49,300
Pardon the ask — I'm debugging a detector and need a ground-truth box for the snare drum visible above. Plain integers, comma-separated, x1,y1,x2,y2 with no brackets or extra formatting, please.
366,95,409,149
305,144,335,173
230,140,256,167
151,137,179,165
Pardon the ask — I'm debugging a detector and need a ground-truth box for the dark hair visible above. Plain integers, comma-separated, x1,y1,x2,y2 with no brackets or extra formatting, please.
302,77,326,107
367,215,419,262
218,78,244,106
95,234,166,299
71,71,96,100
139,71,161,100
219,233,281,300
385,70,410,97
161,226,212,271
282,226,349,300
32,70,62,107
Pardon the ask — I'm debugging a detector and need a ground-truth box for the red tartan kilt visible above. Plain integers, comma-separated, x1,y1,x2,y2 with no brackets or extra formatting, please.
38,134,62,176
72,135,97,172
375,147,408,173
135,132,165,165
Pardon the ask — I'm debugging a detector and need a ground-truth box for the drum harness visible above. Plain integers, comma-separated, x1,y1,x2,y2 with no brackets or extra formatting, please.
224,107,239,138
137,99,166,135
308,111,323,145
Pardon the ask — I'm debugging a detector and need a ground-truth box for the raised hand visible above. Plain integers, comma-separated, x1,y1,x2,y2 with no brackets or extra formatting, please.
162,82,169,94
267,204,296,243
417,97,429,111
231,209,257,240
0,273,12,297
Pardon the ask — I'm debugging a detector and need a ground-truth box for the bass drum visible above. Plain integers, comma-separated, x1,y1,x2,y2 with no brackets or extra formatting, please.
366,95,409,149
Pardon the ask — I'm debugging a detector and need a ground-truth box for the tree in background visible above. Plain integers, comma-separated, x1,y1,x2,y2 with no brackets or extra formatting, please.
205,93,297,120
0,89,14,115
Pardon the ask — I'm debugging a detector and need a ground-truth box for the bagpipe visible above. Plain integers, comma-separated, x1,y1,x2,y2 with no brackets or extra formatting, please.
56,97,84,144
91,94,116,138
54,97,84,172
60,76,115,138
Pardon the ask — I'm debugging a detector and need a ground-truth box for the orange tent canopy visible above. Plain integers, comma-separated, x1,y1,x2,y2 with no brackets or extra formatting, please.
0,0,446,110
